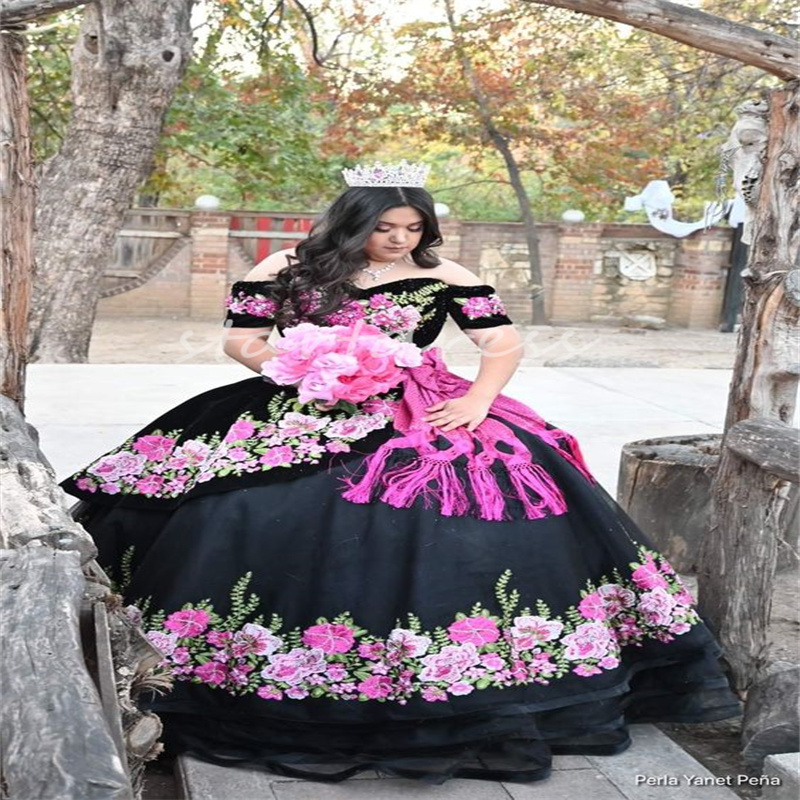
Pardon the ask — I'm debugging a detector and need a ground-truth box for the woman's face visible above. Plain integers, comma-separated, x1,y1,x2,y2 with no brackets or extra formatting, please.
363,206,425,264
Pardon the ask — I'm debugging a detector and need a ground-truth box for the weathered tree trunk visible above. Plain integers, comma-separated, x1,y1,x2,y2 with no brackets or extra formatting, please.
443,0,547,324
27,0,194,363
698,84,800,694
523,0,799,80
0,27,34,409
0,395,169,797
0,545,133,800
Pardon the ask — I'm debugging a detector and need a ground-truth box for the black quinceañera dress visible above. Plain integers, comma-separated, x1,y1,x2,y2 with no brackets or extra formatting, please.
62,276,740,783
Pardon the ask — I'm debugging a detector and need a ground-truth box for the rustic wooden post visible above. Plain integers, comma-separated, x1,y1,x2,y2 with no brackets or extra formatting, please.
0,22,35,409
697,84,800,693
525,0,800,697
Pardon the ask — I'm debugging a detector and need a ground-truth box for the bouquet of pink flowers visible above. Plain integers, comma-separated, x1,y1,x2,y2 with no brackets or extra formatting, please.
261,320,423,408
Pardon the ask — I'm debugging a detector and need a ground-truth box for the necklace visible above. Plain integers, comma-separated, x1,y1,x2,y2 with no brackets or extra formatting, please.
360,258,400,282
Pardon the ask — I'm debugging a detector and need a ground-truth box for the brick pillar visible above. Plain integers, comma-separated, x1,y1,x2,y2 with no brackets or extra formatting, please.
668,228,731,329
190,210,231,319
550,223,603,323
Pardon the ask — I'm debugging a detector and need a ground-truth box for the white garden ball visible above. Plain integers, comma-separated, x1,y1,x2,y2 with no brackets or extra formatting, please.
434,202,451,219
194,195,221,210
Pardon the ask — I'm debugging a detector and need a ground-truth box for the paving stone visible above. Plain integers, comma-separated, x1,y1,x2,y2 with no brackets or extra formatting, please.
551,754,592,770
177,756,378,800
762,752,800,800
586,724,738,800
271,777,512,799
503,769,625,799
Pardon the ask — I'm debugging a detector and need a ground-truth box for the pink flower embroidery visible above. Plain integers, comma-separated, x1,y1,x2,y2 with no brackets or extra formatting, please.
448,681,475,696
258,446,294,467
164,609,210,638
358,675,393,699
509,615,564,650
257,685,284,700
578,592,607,621
573,663,603,677
132,435,176,462
631,557,669,590
232,624,282,657
561,621,614,661
302,623,356,654
447,617,500,646
194,662,228,686
224,420,256,443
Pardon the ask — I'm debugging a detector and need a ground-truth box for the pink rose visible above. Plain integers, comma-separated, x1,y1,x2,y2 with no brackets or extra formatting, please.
164,609,210,638
596,583,636,616
421,686,448,703
132,435,176,462
259,446,294,467
146,630,178,656
387,629,432,658
194,662,228,686
448,682,475,696
599,655,620,670
358,675,393,699
232,624,282,657
578,592,607,621
326,440,351,453
447,617,500,646
257,685,284,700
75,477,97,492
134,475,165,495
302,623,355,654
358,642,386,661
631,557,669,590
260,648,326,686
325,664,348,682
573,663,603,677
285,686,309,700
638,588,677,626
480,653,505,671
224,420,256,443
562,622,614,661
99,482,121,494
509,615,564,650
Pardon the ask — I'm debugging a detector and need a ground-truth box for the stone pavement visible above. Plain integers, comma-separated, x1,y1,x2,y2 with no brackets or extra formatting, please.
26,364,743,800
175,725,739,799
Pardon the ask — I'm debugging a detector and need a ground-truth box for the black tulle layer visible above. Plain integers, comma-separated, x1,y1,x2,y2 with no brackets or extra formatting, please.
72,420,742,784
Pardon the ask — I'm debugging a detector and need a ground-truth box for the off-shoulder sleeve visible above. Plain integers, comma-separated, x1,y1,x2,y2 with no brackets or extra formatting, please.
224,280,279,328
446,284,513,329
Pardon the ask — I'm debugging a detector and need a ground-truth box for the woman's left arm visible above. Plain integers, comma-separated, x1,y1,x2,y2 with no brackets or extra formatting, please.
424,325,524,432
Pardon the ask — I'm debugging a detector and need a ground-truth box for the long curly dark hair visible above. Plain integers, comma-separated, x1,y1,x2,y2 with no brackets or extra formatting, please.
270,186,442,328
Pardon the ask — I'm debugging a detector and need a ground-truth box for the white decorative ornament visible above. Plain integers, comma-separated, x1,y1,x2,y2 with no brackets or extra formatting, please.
624,180,727,238
194,194,221,210
434,202,450,218
614,251,657,281
342,159,431,188
561,209,585,222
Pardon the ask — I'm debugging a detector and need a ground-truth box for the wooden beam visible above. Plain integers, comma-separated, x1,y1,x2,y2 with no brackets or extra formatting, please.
725,418,800,483
0,545,133,799
0,29,33,408
523,0,800,80
0,0,86,27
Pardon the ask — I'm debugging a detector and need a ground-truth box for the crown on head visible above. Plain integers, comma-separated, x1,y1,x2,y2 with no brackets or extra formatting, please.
342,159,430,188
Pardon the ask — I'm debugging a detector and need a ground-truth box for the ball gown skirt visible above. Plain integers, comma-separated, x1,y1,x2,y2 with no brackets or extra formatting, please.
66,380,741,785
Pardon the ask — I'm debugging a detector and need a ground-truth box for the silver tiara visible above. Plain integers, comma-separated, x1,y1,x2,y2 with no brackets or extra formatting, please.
341,159,430,188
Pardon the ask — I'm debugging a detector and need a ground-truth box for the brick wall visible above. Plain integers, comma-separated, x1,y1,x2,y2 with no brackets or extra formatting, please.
97,208,734,329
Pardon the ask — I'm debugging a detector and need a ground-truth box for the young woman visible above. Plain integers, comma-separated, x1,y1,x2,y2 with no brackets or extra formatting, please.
62,162,739,784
